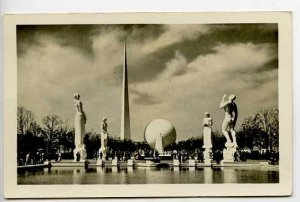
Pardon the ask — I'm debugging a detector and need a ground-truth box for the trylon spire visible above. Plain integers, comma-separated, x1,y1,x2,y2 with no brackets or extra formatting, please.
120,42,131,140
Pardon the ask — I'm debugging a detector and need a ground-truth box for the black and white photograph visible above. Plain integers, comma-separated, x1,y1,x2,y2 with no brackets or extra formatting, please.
3,12,292,198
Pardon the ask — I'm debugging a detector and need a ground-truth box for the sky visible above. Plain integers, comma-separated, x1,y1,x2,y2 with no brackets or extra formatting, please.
17,24,278,142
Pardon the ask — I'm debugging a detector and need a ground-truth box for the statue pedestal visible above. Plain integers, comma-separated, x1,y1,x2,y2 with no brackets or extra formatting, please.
173,159,180,167
73,144,86,162
127,159,134,166
97,159,103,166
146,160,153,166
222,142,236,163
203,148,212,165
112,158,118,166
188,159,196,167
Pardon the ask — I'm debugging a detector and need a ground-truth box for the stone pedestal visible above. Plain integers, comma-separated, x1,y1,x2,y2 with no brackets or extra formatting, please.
127,159,134,166
173,159,180,167
188,159,196,167
203,148,212,165
222,142,236,163
73,144,87,162
97,159,103,166
112,158,118,166
146,160,153,166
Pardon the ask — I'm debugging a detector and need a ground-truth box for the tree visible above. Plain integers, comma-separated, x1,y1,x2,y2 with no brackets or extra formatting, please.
84,132,101,159
237,116,259,150
57,119,75,155
17,106,36,135
42,114,63,159
237,109,279,160
212,130,226,151
17,131,45,165
60,129,75,154
254,109,279,152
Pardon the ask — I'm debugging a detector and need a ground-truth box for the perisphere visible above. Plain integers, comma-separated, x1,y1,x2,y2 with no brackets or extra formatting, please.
144,119,176,148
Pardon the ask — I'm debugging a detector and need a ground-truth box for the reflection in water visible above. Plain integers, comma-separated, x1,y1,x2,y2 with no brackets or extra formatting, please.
189,167,195,171
223,168,237,183
127,167,133,173
212,167,223,183
204,167,212,184
17,166,279,185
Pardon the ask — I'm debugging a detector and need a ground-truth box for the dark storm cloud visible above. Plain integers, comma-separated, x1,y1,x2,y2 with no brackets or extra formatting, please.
127,49,174,83
207,24,278,44
17,24,165,59
126,24,278,84
121,24,165,42
242,70,278,89
17,25,102,58
234,58,278,75
18,23,278,84
131,88,161,105
179,24,277,61
258,59,278,73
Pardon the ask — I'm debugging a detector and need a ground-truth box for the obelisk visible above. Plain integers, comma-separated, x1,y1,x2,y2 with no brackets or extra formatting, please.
120,43,131,140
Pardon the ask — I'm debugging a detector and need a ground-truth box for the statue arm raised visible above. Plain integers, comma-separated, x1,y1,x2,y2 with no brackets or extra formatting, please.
219,94,228,109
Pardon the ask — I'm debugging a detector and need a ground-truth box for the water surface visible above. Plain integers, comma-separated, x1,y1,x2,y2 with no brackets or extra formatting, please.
18,166,279,184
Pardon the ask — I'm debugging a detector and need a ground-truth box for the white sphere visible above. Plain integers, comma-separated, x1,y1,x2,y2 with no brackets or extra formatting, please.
144,119,176,148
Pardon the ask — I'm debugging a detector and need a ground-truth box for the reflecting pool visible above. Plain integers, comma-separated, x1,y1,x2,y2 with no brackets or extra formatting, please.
18,166,279,184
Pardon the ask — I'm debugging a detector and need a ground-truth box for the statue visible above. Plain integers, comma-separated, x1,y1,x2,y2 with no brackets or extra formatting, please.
99,117,108,159
220,94,238,147
219,94,238,162
202,112,213,164
73,93,87,161
203,112,213,149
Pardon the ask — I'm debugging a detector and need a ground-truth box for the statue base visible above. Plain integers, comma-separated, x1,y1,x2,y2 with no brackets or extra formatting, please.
73,144,87,162
222,142,237,163
97,159,103,166
173,159,180,167
188,159,196,167
203,148,212,165
112,158,118,166
127,159,134,166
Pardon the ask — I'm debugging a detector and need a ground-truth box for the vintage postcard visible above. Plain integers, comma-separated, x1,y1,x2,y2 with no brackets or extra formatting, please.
3,12,292,198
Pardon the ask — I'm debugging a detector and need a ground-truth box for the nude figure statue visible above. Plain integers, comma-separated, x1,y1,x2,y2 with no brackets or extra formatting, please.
219,94,238,148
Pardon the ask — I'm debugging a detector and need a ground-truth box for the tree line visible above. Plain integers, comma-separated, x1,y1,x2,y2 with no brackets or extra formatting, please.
17,106,279,164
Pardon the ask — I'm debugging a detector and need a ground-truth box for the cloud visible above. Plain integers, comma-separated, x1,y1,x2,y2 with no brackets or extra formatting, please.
131,88,161,105
17,24,278,141
159,50,189,79
17,28,126,136
130,42,277,140
17,25,102,58
139,25,211,54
